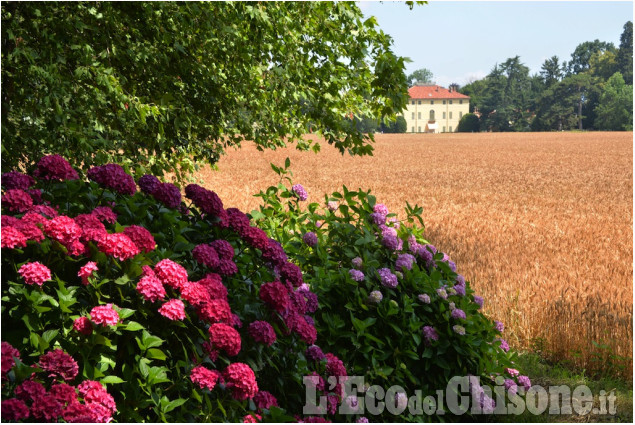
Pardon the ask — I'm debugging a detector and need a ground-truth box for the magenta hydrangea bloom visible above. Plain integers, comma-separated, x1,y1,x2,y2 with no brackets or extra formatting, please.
242,226,270,251
87,164,136,196
91,206,117,224
190,366,222,391
259,281,289,313
39,349,79,381
210,239,234,260
279,261,303,288
223,362,259,401
291,184,308,201
158,299,186,321
44,216,82,245
78,261,98,285
154,258,189,289
305,345,326,362
90,304,120,326
18,261,52,286
1,398,30,421
248,321,277,346
193,244,220,268
33,155,79,181
2,189,33,213
136,275,166,302
517,375,531,390
1,341,20,379
1,227,27,249
123,225,156,253
494,320,504,333
1,171,34,191
138,174,160,195
73,317,93,336
98,233,140,261
152,182,182,209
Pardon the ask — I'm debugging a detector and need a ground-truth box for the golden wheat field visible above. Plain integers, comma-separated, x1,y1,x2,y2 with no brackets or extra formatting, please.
194,132,633,378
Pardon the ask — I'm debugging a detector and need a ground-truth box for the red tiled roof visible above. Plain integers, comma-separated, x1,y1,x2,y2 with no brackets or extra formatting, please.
408,85,470,100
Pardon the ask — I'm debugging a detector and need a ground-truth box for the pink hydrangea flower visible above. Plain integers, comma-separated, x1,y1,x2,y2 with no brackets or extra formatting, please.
73,317,93,336
223,363,258,401
78,262,98,285
39,349,79,381
44,216,82,245
91,206,117,224
97,233,140,261
1,189,33,213
154,259,188,289
1,227,27,249
136,274,166,302
158,299,186,321
90,304,120,326
190,366,222,391
123,225,156,253
18,261,52,286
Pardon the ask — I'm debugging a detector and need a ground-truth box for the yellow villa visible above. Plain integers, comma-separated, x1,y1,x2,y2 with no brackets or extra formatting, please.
404,83,470,133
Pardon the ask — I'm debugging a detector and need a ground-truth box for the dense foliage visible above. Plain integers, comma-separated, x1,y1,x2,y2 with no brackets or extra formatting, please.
253,163,530,421
1,1,409,180
459,21,633,132
1,156,352,422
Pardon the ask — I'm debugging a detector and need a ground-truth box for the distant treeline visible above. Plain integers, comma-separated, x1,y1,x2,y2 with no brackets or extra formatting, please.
457,21,633,132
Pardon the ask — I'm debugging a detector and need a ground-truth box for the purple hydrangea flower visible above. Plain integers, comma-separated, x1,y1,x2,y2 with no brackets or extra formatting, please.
303,231,318,247
395,392,408,410
152,182,182,209
496,338,510,352
418,294,431,304
422,326,439,342
454,283,466,297
291,184,308,201
395,253,415,271
504,379,518,396
455,274,466,286
327,201,338,212
368,290,383,303
377,268,398,289
349,269,365,282
381,234,400,251
451,308,467,320
517,375,531,391
436,288,448,299
453,325,466,335
138,174,160,194
305,345,326,362
473,295,484,309
1,171,34,191
356,417,369,423
494,320,504,333
352,257,363,269
373,204,389,215
369,212,386,225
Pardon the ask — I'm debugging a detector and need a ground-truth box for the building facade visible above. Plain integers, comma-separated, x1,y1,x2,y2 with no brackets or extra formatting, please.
404,84,470,133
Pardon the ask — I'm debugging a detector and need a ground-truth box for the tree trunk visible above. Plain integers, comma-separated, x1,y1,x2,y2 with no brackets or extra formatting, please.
578,89,583,130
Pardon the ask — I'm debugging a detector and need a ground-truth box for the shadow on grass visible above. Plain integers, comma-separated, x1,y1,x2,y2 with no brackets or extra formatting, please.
491,352,633,423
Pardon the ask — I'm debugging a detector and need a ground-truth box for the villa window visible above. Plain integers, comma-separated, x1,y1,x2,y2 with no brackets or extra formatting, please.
429,110,435,120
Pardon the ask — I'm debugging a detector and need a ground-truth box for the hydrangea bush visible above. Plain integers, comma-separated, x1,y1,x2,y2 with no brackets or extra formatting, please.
1,155,348,422
252,162,531,421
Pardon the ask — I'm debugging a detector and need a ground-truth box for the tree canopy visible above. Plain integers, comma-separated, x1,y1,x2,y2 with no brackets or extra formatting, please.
1,2,410,180
406,68,434,86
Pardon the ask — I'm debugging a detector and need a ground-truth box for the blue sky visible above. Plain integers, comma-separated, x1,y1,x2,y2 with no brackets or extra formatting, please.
358,1,633,87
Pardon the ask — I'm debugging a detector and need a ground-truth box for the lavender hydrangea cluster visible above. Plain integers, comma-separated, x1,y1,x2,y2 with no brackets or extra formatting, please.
451,308,467,320
327,201,338,212
87,164,137,196
138,174,160,194
494,320,504,333
291,184,308,201
473,295,484,309
436,288,448,299
377,268,398,289
422,326,439,342
418,293,430,304
395,253,415,271
349,269,365,282
351,257,363,269
302,231,318,247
